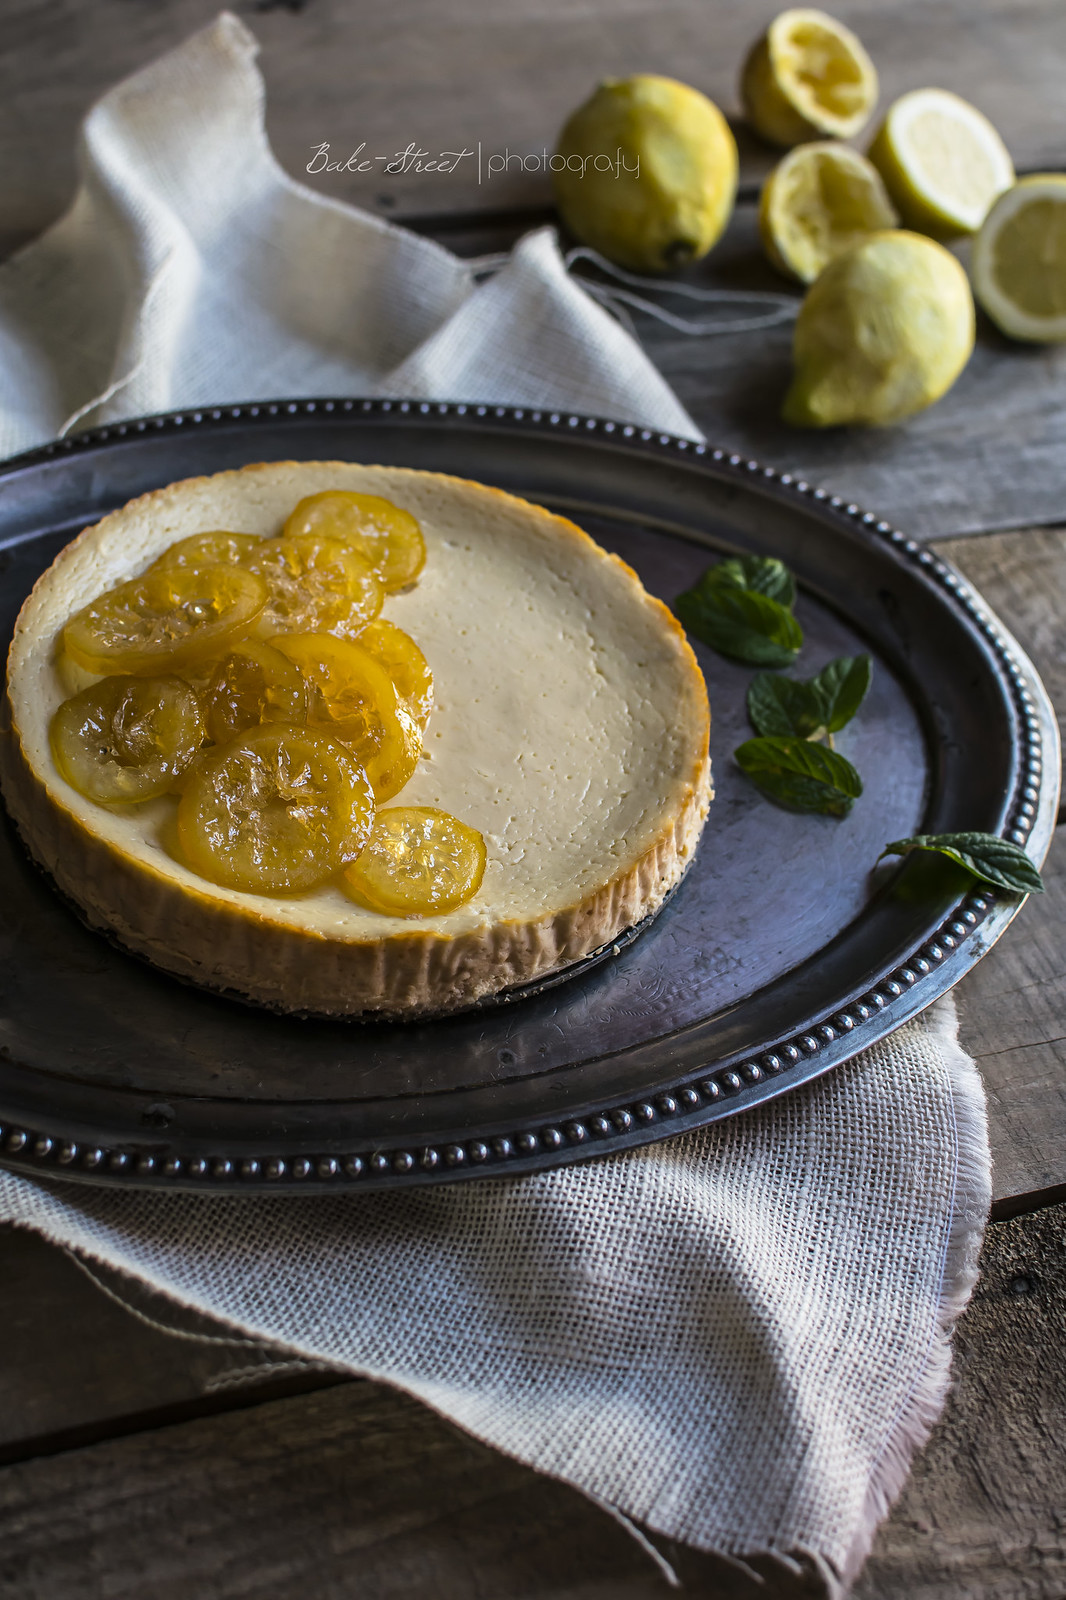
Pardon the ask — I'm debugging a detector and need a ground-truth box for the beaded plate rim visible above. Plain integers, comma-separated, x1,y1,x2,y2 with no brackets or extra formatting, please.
0,396,1058,1192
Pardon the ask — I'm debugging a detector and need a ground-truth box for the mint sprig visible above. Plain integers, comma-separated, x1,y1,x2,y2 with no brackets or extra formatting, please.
748,655,872,742
675,555,802,668
879,833,1044,894
713,555,796,609
735,736,863,817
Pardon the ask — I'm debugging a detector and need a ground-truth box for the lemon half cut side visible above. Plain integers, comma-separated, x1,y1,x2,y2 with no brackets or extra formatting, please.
868,88,1014,238
760,142,898,282
972,175,1066,343
741,9,879,147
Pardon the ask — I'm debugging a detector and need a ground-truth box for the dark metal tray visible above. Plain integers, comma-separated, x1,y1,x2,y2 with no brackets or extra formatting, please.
0,399,1058,1192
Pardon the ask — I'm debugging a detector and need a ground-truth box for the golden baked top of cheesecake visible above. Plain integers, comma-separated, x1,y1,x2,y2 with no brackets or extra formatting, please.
1,461,711,1016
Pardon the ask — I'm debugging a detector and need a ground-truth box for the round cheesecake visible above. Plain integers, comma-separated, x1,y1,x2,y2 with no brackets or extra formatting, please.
1,462,712,1018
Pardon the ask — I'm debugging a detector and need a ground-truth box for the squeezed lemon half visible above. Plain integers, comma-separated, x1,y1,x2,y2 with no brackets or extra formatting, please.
741,9,878,147
760,142,898,282
867,88,1014,238
972,175,1066,342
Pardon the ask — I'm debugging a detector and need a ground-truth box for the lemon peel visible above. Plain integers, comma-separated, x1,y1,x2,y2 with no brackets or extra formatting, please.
972,175,1066,343
552,75,737,273
741,9,878,147
782,230,975,427
867,88,1014,239
760,142,898,283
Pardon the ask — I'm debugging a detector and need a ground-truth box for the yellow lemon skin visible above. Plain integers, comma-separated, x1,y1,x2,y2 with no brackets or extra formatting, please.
552,75,738,273
783,230,975,427
741,9,878,147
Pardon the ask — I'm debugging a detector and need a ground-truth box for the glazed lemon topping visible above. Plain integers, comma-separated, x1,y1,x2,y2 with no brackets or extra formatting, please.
283,490,426,592
51,674,204,803
50,493,484,914
343,807,486,915
64,563,268,676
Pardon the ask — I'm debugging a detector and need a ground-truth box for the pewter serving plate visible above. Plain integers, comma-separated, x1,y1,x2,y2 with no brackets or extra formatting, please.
0,401,1058,1192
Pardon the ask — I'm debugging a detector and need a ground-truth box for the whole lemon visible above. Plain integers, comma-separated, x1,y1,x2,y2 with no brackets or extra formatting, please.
783,230,974,426
552,76,738,273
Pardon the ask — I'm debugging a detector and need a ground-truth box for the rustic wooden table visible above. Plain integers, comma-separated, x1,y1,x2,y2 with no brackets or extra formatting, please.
1,3,1064,1596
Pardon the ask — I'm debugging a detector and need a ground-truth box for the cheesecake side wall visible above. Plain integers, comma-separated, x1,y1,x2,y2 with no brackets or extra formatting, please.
1,695,710,1018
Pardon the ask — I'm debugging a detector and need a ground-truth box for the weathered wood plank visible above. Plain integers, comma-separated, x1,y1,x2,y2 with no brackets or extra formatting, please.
0,1223,340,1463
0,1206,1061,1600
952,826,1066,1213
935,527,1066,764
627,208,1066,538
2,0,1066,256
857,1201,1066,1600
5,5,1066,535
915,527,1066,1212
0,1339,820,1599
415,208,1066,540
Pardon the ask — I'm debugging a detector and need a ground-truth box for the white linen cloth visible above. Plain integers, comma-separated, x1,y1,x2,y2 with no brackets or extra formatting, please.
0,16,991,1592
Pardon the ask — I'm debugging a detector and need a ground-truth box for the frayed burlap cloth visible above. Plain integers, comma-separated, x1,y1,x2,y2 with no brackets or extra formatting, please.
0,16,991,1592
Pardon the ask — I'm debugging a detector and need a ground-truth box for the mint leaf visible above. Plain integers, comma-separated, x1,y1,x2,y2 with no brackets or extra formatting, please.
676,569,803,667
735,736,863,817
879,832,1044,893
748,655,872,739
810,654,872,733
713,555,796,609
747,673,825,738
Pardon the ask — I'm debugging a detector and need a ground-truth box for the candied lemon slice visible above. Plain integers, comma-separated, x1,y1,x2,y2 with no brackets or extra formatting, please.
177,726,373,894
274,632,411,798
204,639,308,744
760,143,897,283
151,532,262,570
64,565,267,676
741,9,878,147
341,807,486,916
360,618,434,728
283,491,426,592
246,533,383,640
52,675,204,803
373,700,423,803
972,175,1066,342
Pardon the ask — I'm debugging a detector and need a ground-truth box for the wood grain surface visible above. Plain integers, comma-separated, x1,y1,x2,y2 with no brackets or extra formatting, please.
427,205,1066,540
857,1202,1066,1600
936,527,1066,764
6,4,1066,534
0,1204,1062,1599
931,529,1066,1212
0,1225,342,1464
3,0,1066,256
619,207,1066,539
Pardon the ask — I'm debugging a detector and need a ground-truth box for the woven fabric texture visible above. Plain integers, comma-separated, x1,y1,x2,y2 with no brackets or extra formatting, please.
0,1002,989,1588
0,14,991,1591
